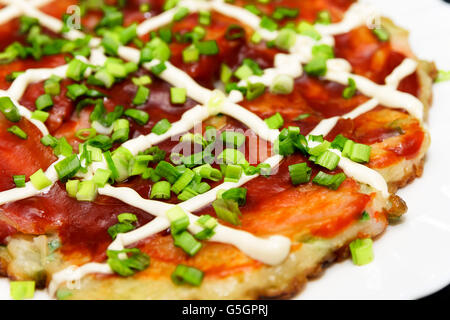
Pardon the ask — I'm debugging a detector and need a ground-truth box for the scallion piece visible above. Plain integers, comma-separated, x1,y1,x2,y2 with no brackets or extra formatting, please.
76,180,97,202
193,164,222,181
171,264,204,286
93,168,112,187
312,171,346,190
30,168,52,190
198,10,211,25
7,125,27,139
54,154,81,181
349,238,374,266
171,168,195,194
275,28,297,51
124,108,149,125
75,128,96,141
133,85,150,105
260,16,278,31
330,134,348,151
342,77,356,99
289,162,311,185
270,74,294,95
111,118,130,143
173,230,202,256
13,175,26,188
150,181,171,199
66,179,79,197
372,27,390,42
66,84,87,101
66,59,88,81
31,110,49,122
195,40,219,55
173,6,189,21
44,75,61,96
220,131,245,148
152,118,171,135
107,248,150,277
212,198,241,226
220,187,247,206
170,87,187,104
166,206,189,234
315,150,340,170
264,112,284,129
10,281,35,300
182,45,199,63
155,161,180,184
0,96,21,122
349,143,371,163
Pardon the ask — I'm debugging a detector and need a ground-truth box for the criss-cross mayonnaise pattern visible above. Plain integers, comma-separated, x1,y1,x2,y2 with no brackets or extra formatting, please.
0,0,423,295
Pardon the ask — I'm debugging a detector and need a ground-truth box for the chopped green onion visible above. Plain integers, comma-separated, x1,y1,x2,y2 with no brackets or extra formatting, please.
155,161,180,184
349,143,371,163
0,96,21,122
264,112,284,129
372,27,390,42
112,118,130,143
10,281,35,300
150,180,171,200
360,211,370,221
315,150,340,170
124,108,149,125
13,175,26,188
212,198,241,225
150,61,167,75
260,16,278,31
101,31,121,56
166,206,189,234
93,69,115,88
275,29,297,51
297,21,321,40
93,168,112,187
172,230,202,256
31,110,49,122
170,87,187,104
246,82,265,101
55,154,81,181
66,179,79,197
171,168,195,194
40,134,58,147
7,125,27,139
133,85,150,105
313,171,346,190
308,141,330,156
66,84,87,101
225,24,245,40
171,264,203,286
270,74,294,95
66,59,88,81
349,238,374,266
193,164,222,181
132,75,152,86
195,40,219,55
107,248,150,276
330,134,348,151
198,10,211,25
217,149,246,165
30,168,52,190
75,128,96,141
44,75,61,96
289,162,311,185
182,45,199,63
220,131,245,148
173,6,189,21
76,180,97,202
342,77,356,99
224,164,243,183
220,187,247,206
316,10,332,25
220,64,232,84
152,118,171,135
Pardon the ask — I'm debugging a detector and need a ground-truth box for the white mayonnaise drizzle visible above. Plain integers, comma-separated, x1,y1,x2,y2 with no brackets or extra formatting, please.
0,0,424,294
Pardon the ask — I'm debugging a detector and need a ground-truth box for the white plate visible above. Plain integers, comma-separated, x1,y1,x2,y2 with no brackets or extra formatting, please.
1,0,449,300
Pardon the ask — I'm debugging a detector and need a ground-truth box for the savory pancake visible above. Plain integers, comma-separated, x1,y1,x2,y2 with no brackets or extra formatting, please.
0,0,434,299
